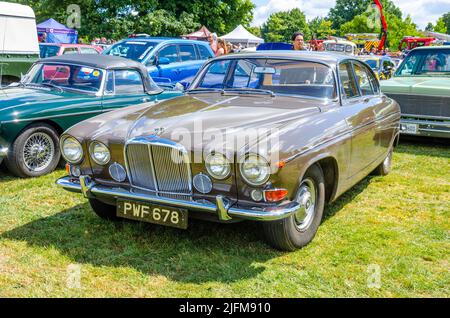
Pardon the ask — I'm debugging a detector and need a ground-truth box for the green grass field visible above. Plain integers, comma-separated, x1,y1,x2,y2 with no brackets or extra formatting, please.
0,140,448,297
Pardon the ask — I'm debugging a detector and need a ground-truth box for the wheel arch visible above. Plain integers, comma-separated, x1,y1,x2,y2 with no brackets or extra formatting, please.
298,154,339,204
17,120,64,137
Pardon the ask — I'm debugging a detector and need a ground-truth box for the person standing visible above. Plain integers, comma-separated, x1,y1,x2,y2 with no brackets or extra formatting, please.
40,33,47,43
208,33,218,55
216,38,228,57
292,32,305,51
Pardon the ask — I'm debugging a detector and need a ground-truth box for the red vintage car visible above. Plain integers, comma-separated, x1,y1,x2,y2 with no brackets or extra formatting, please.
39,43,103,58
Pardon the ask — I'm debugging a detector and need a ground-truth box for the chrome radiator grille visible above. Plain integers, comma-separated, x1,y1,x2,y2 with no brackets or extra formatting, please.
125,142,191,195
387,94,450,118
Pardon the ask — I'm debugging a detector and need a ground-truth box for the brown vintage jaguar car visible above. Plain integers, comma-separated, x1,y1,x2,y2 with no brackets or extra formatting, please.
57,51,401,251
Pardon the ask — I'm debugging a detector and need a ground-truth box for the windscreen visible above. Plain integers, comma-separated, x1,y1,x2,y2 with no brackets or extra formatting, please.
103,41,157,62
193,58,337,100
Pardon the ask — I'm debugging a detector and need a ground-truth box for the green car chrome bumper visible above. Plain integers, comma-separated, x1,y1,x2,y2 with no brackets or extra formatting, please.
400,117,450,139
56,176,301,222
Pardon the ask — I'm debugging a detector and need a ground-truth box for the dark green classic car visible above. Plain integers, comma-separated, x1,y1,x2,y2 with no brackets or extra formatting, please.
0,55,182,177
381,46,450,138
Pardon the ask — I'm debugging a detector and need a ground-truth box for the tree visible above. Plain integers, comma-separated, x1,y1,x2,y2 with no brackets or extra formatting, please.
246,26,262,38
9,0,255,39
328,0,402,33
339,11,421,50
434,13,450,34
425,22,434,32
309,17,335,39
261,8,310,43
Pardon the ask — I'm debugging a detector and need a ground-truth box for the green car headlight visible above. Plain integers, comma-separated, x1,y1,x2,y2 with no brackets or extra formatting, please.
61,136,83,164
240,154,271,186
89,141,111,165
205,153,231,180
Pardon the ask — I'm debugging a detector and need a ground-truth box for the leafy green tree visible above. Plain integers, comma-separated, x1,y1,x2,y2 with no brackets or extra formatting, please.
9,0,254,39
245,26,262,38
261,8,310,43
434,13,450,34
340,11,421,50
425,22,435,32
328,0,402,32
309,17,335,39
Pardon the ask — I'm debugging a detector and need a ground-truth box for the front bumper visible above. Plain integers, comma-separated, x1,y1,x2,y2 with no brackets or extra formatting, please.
56,176,301,222
400,117,450,138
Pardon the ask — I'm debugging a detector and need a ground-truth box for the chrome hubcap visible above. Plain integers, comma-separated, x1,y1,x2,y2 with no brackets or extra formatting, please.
294,178,317,231
22,132,55,172
383,151,392,170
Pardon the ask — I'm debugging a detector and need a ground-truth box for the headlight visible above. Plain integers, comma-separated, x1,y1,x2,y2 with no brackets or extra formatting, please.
205,153,231,180
61,136,83,164
89,141,111,165
240,154,271,186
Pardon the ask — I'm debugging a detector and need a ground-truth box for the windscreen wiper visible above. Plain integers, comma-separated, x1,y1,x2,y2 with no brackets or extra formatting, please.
222,88,275,97
39,82,64,92
187,88,224,94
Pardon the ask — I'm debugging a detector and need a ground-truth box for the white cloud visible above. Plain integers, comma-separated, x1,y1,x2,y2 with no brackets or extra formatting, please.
251,0,449,29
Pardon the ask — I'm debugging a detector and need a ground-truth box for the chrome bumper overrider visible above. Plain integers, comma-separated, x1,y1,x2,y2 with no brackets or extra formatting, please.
56,176,300,222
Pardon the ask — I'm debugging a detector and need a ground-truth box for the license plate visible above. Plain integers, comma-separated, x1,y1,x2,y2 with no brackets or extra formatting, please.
401,123,418,135
117,200,188,229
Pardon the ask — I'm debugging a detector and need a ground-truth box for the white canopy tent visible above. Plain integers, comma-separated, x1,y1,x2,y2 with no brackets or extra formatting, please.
220,25,264,47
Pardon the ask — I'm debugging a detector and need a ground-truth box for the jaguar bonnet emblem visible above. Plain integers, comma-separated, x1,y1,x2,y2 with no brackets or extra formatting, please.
153,127,165,136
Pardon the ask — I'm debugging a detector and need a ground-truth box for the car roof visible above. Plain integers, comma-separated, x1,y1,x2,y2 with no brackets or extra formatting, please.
39,43,98,48
119,37,210,46
411,45,450,51
37,54,145,70
36,54,158,93
359,55,391,61
213,51,355,65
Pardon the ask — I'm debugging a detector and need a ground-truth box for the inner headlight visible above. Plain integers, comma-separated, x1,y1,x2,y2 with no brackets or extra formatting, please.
61,136,83,164
240,154,271,186
89,141,110,165
205,153,231,180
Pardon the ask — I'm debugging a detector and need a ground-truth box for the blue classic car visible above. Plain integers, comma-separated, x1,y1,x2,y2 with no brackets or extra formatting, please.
102,38,214,86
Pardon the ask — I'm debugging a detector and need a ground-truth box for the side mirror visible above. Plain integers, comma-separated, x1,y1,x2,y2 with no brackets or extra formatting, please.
157,57,171,65
175,81,190,91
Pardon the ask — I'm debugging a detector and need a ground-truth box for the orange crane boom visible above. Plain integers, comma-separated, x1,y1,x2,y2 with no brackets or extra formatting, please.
373,0,388,51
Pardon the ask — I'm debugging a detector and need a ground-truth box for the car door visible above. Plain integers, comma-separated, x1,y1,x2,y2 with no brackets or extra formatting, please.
338,61,379,178
177,44,201,82
101,69,153,111
152,44,182,83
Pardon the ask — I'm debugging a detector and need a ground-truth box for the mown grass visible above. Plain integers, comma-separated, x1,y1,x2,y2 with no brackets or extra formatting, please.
0,140,448,297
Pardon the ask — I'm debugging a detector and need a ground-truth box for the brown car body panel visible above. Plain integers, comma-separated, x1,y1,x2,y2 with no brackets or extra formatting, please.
61,52,401,221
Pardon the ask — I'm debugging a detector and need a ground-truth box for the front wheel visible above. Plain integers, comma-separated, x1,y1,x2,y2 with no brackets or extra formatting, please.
89,198,120,221
5,124,60,178
373,148,393,176
263,164,326,251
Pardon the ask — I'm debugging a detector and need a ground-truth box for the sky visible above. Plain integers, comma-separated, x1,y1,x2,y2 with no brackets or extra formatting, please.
250,0,450,30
